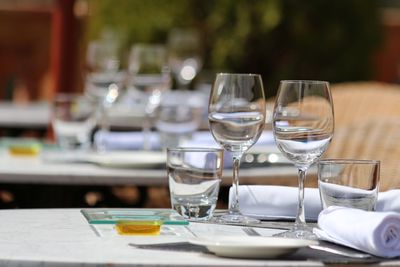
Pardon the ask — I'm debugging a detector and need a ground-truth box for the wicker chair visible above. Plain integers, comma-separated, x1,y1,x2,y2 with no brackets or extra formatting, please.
324,82,400,191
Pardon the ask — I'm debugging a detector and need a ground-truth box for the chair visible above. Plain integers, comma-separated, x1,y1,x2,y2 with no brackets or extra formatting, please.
329,82,400,127
324,82,400,191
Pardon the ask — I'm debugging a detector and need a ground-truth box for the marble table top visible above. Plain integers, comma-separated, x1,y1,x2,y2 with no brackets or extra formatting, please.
0,208,319,267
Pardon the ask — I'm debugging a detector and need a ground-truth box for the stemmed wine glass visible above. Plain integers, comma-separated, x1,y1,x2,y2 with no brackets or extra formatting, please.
208,73,266,224
167,28,202,89
127,44,172,150
272,80,334,239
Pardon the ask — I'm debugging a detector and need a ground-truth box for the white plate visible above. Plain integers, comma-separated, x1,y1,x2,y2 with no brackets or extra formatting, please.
86,151,166,168
189,236,317,259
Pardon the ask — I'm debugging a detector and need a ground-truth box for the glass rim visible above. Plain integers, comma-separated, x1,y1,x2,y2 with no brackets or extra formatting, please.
167,147,223,153
319,159,380,165
280,80,329,85
216,73,262,77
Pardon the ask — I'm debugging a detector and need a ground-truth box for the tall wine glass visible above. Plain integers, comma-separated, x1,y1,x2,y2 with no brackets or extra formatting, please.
167,28,202,89
208,73,266,224
272,80,334,239
127,44,171,150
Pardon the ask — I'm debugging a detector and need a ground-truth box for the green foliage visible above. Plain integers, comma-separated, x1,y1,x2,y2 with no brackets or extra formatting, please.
87,0,381,97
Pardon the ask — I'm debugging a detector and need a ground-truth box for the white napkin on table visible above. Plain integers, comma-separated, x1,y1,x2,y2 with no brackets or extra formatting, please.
94,131,161,151
230,185,322,220
314,206,400,258
94,130,275,152
230,186,400,220
182,131,276,169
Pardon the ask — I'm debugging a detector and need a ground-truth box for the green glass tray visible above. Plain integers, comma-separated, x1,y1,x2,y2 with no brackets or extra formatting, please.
81,208,189,225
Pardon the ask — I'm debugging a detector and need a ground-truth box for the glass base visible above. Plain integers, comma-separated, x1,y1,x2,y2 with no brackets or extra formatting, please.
212,212,260,225
274,224,317,240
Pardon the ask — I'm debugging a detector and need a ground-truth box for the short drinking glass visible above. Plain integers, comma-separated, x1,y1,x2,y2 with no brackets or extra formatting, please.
318,159,380,211
167,147,224,221
52,94,97,151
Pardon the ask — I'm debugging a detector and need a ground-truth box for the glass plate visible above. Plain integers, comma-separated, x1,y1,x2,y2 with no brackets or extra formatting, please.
81,208,189,225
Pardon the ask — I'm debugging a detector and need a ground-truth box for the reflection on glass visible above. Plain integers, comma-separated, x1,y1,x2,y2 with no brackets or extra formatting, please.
273,80,334,239
208,73,266,224
127,44,171,150
168,28,202,89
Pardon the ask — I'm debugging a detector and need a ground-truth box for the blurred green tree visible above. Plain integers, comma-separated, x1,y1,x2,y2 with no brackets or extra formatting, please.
87,0,381,97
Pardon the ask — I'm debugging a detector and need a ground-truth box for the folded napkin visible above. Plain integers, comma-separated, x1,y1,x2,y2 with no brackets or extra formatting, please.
230,186,400,221
314,206,400,258
230,185,322,220
94,131,161,151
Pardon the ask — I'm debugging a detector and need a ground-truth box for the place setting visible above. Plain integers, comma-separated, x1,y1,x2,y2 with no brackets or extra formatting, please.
67,74,400,265
124,76,400,263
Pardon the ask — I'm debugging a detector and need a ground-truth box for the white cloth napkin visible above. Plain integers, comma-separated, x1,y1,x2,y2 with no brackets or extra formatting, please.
230,185,322,220
94,131,161,151
182,131,276,168
230,186,400,221
314,206,400,258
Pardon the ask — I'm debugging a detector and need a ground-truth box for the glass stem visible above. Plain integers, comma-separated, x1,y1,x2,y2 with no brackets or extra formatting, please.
142,115,151,151
229,154,242,215
295,168,307,228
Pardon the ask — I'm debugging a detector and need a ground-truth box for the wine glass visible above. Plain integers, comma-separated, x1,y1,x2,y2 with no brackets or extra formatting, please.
167,28,202,89
127,44,172,150
85,39,124,146
85,39,124,101
272,80,334,239
208,73,266,224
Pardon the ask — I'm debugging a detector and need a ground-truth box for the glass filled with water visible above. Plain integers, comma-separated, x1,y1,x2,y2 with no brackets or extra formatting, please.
155,91,202,149
52,94,97,151
318,159,380,211
208,73,266,224
167,147,224,221
272,80,334,239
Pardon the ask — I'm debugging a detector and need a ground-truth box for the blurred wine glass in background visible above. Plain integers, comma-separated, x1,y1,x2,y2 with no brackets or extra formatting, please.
84,35,124,146
85,32,124,101
126,44,171,150
167,28,203,89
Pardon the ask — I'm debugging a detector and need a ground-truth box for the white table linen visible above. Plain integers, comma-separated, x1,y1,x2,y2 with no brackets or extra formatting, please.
315,206,400,258
230,186,400,220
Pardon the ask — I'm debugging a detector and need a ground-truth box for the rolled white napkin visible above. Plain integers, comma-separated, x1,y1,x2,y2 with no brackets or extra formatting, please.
314,206,400,258
230,186,400,221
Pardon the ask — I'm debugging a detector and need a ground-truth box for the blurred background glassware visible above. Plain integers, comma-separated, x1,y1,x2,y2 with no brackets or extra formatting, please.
126,43,172,150
167,147,224,221
84,37,125,151
318,159,380,211
167,28,203,89
272,80,334,239
85,39,125,101
155,91,202,150
52,94,97,151
208,73,266,224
